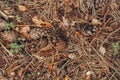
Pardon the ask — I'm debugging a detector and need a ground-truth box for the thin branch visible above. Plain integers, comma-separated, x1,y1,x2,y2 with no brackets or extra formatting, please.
0,42,13,57
0,10,8,21
101,27,120,46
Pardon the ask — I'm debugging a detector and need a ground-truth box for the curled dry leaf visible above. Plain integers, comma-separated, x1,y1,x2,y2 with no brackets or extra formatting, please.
19,25,30,40
19,25,30,33
76,32,83,38
32,16,42,26
32,16,51,28
18,5,27,12
41,21,52,28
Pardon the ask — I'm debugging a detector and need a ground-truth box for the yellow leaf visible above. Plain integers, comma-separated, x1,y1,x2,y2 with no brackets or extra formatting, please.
18,5,27,12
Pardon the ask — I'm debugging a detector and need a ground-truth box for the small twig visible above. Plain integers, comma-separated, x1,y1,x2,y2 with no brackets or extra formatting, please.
57,59,70,75
20,58,34,80
0,10,8,21
0,42,13,57
90,18,112,45
101,27,120,46
90,44,120,75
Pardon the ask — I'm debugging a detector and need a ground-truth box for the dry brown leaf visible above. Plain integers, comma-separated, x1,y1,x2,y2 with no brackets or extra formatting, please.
18,67,24,77
32,16,42,26
16,25,30,40
64,76,69,80
32,16,51,28
48,64,53,73
21,32,30,40
19,25,30,33
18,5,27,12
76,32,83,38
41,21,52,28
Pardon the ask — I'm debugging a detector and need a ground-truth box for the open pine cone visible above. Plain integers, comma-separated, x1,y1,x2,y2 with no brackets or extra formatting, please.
29,28,49,40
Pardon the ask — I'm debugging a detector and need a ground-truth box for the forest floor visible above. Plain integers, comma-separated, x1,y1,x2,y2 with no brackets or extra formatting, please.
0,0,120,80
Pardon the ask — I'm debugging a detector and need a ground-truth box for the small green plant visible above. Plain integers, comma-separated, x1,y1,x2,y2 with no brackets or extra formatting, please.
9,42,24,54
3,22,14,33
7,22,14,30
15,15,21,22
111,42,119,56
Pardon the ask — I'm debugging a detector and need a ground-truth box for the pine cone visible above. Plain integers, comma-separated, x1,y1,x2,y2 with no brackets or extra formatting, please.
29,27,52,40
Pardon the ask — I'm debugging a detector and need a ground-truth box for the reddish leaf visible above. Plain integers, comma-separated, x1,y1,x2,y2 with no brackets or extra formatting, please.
18,67,24,77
